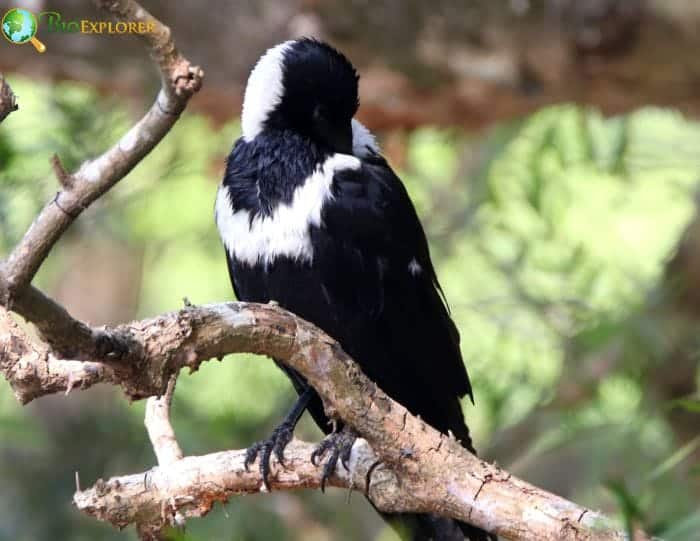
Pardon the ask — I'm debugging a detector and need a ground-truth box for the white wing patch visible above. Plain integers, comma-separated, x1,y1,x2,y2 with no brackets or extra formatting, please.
408,258,422,275
241,41,293,142
216,154,361,266
351,118,380,157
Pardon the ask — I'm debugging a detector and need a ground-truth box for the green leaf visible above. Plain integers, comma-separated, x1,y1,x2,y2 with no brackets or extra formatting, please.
604,479,644,539
647,435,700,481
668,398,700,413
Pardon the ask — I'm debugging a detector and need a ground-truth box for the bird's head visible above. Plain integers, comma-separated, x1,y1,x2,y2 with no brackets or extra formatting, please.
241,38,359,154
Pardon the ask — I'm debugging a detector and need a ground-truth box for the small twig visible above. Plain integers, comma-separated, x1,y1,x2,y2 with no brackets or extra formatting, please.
145,375,183,466
142,373,184,537
50,154,73,189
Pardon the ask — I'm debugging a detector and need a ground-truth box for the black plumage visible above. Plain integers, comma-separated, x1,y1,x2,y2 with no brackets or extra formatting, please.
216,38,493,541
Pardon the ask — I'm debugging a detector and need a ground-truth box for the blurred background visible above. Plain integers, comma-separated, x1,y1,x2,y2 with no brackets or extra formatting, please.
1,1,700,540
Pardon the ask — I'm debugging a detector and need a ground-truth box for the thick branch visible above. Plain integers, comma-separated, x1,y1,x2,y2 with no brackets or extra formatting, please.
0,0,202,303
0,308,117,404
7,285,126,363
3,301,644,540
74,436,636,541
0,74,18,123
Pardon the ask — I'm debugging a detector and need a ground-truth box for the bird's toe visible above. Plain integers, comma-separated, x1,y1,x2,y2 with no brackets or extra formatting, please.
311,428,357,492
245,421,296,490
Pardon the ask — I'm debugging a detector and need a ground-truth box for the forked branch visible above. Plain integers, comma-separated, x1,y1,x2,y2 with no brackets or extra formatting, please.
3,301,646,541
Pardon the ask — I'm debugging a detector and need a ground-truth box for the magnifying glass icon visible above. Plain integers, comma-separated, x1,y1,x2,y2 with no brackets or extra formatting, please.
2,8,47,53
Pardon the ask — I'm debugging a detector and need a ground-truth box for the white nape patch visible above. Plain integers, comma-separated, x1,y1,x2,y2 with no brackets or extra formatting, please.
351,118,380,157
408,258,422,275
216,154,361,266
241,41,294,142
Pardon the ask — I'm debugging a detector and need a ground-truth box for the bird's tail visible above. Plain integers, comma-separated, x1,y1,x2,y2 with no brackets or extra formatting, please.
381,511,495,541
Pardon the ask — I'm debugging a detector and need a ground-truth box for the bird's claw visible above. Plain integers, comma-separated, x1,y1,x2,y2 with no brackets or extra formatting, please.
244,422,294,490
311,428,357,492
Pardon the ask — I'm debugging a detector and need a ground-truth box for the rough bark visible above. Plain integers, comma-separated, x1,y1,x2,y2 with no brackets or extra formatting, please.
0,74,18,124
144,376,183,467
3,301,641,541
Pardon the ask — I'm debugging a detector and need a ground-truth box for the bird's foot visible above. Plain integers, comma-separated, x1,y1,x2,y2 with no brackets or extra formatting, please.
244,421,294,490
311,427,357,492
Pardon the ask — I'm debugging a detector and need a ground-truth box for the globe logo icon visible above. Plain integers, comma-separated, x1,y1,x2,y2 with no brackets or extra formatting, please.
2,8,46,52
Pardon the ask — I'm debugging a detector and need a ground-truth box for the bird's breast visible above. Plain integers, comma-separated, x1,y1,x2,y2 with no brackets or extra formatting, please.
216,153,361,266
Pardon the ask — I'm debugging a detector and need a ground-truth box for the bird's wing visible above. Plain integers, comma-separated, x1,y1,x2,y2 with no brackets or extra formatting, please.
320,153,473,405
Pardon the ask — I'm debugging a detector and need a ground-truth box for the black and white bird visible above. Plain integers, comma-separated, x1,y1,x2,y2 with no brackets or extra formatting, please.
215,38,493,541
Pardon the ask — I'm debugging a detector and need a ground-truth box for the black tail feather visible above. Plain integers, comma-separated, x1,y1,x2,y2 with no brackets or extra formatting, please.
382,512,495,541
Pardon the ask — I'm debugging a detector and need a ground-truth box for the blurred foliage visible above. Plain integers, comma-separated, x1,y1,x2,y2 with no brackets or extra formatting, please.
1,75,699,540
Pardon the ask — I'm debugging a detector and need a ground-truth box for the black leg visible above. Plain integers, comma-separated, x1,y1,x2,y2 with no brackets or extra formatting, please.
244,388,313,489
311,426,358,492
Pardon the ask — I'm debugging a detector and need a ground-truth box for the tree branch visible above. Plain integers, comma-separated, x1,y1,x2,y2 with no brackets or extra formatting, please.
145,376,183,466
0,308,117,403
141,376,185,539
0,74,18,123
0,0,203,305
73,439,394,536
0,0,203,362
2,301,647,540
